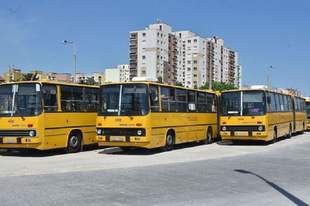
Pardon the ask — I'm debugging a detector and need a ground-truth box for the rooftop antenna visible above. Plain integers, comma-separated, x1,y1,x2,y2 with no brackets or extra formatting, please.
157,18,161,23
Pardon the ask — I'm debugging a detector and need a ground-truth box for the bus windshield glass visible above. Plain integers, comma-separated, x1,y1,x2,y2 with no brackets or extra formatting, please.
99,84,149,116
0,83,42,117
221,90,266,116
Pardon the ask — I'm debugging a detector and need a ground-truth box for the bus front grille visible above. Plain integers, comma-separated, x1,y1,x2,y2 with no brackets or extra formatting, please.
0,130,33,137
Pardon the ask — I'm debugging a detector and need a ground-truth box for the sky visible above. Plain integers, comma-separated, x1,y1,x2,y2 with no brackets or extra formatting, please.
1,0,310,95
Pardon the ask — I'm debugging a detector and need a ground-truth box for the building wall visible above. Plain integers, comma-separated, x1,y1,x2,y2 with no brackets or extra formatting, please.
105,68,120,83
55,73,72,82
131,23,172,84
118,64,130,82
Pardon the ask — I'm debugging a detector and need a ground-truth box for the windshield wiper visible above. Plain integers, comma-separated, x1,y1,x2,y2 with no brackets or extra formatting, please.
14,105,25,121
124,109,133,120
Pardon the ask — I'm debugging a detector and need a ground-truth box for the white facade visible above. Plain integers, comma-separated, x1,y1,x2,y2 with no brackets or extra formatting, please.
105,68,120,83
118,64,130,82
134,23,171,78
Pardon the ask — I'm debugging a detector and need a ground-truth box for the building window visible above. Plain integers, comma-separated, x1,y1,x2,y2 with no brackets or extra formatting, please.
142,33,146,37
142,55,146,60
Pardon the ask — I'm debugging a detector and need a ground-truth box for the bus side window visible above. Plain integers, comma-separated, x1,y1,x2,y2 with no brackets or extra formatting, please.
150,85,159,111
43,84,58,112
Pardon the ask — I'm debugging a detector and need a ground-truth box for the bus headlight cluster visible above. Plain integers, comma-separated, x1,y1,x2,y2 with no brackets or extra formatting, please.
29,130,36,137
222,126,227,131
96,129,104,135
137,130,143,136
258,126,263,131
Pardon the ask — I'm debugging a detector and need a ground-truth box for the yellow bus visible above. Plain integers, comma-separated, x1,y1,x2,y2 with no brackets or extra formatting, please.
293,96,307,134
305,98,310,130
96,78,219,151
220,88,306,143
0,79,99,152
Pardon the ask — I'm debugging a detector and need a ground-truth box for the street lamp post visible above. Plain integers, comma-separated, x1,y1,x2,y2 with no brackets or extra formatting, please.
62,40,76,83
267,65,274,89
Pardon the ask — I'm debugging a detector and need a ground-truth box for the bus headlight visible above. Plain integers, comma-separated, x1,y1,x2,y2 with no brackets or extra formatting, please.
222,126,227,131
97,129,102,135
137,130,143,136
29,130,36,137
258,126,263,131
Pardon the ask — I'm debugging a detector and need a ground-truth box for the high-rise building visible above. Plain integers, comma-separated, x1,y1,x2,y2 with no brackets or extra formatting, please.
129,21,241,88
130,22,178,85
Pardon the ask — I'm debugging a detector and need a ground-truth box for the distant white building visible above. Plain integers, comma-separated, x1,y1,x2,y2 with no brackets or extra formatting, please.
105,68,120,83
118,64,130,82
104,64,130,83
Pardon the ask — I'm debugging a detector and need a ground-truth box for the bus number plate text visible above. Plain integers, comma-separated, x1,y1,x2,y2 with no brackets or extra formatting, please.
235,132,248,136
111,137,125,142
3,137,17,143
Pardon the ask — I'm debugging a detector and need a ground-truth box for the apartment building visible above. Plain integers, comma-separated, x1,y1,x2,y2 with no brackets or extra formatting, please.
130,22,178,85
118,64,130,82
129,21,241,88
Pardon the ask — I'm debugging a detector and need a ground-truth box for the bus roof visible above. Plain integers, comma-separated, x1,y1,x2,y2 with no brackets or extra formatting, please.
0,79,99,88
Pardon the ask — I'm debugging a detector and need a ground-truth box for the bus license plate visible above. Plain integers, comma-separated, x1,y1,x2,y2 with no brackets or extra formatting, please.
111,137,125,142
3,137,17,143
235,132,247,136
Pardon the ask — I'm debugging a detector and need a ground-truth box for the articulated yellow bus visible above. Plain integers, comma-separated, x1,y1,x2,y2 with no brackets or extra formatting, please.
96,78,219,151
0,79,99,152
306,98,310,130
220,87,306,143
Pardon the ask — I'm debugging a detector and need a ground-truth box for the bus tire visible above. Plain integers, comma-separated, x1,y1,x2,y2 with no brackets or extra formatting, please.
202,127,213,144
161,132,174,152
272,129,277,143
65,132,82,153
287,126,292,138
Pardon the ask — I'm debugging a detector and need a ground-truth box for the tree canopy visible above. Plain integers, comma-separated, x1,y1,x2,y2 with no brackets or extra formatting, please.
199,82,236,92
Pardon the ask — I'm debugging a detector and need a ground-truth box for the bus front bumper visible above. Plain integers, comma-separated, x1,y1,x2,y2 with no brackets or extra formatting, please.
96,135,151,148
220,131,268,141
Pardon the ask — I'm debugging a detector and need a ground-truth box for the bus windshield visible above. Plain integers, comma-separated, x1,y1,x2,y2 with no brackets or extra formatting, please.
0,83,42,117
99,84,149,116
221,90,266,116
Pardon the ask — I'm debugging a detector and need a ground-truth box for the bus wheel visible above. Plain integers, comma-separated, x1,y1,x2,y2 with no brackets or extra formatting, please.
287,126,292,138
66,132,82,153
161,133,174,151
202,128,213,144
272,130,277,143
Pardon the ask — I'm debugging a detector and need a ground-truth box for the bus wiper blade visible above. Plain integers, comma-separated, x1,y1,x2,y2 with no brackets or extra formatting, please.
20,114,25,121
125,109,133,120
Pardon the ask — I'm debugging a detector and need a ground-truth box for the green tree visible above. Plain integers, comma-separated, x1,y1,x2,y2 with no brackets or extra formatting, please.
199,82,236,92
157,76,163,83
175,81,183,87
83,77,98,85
